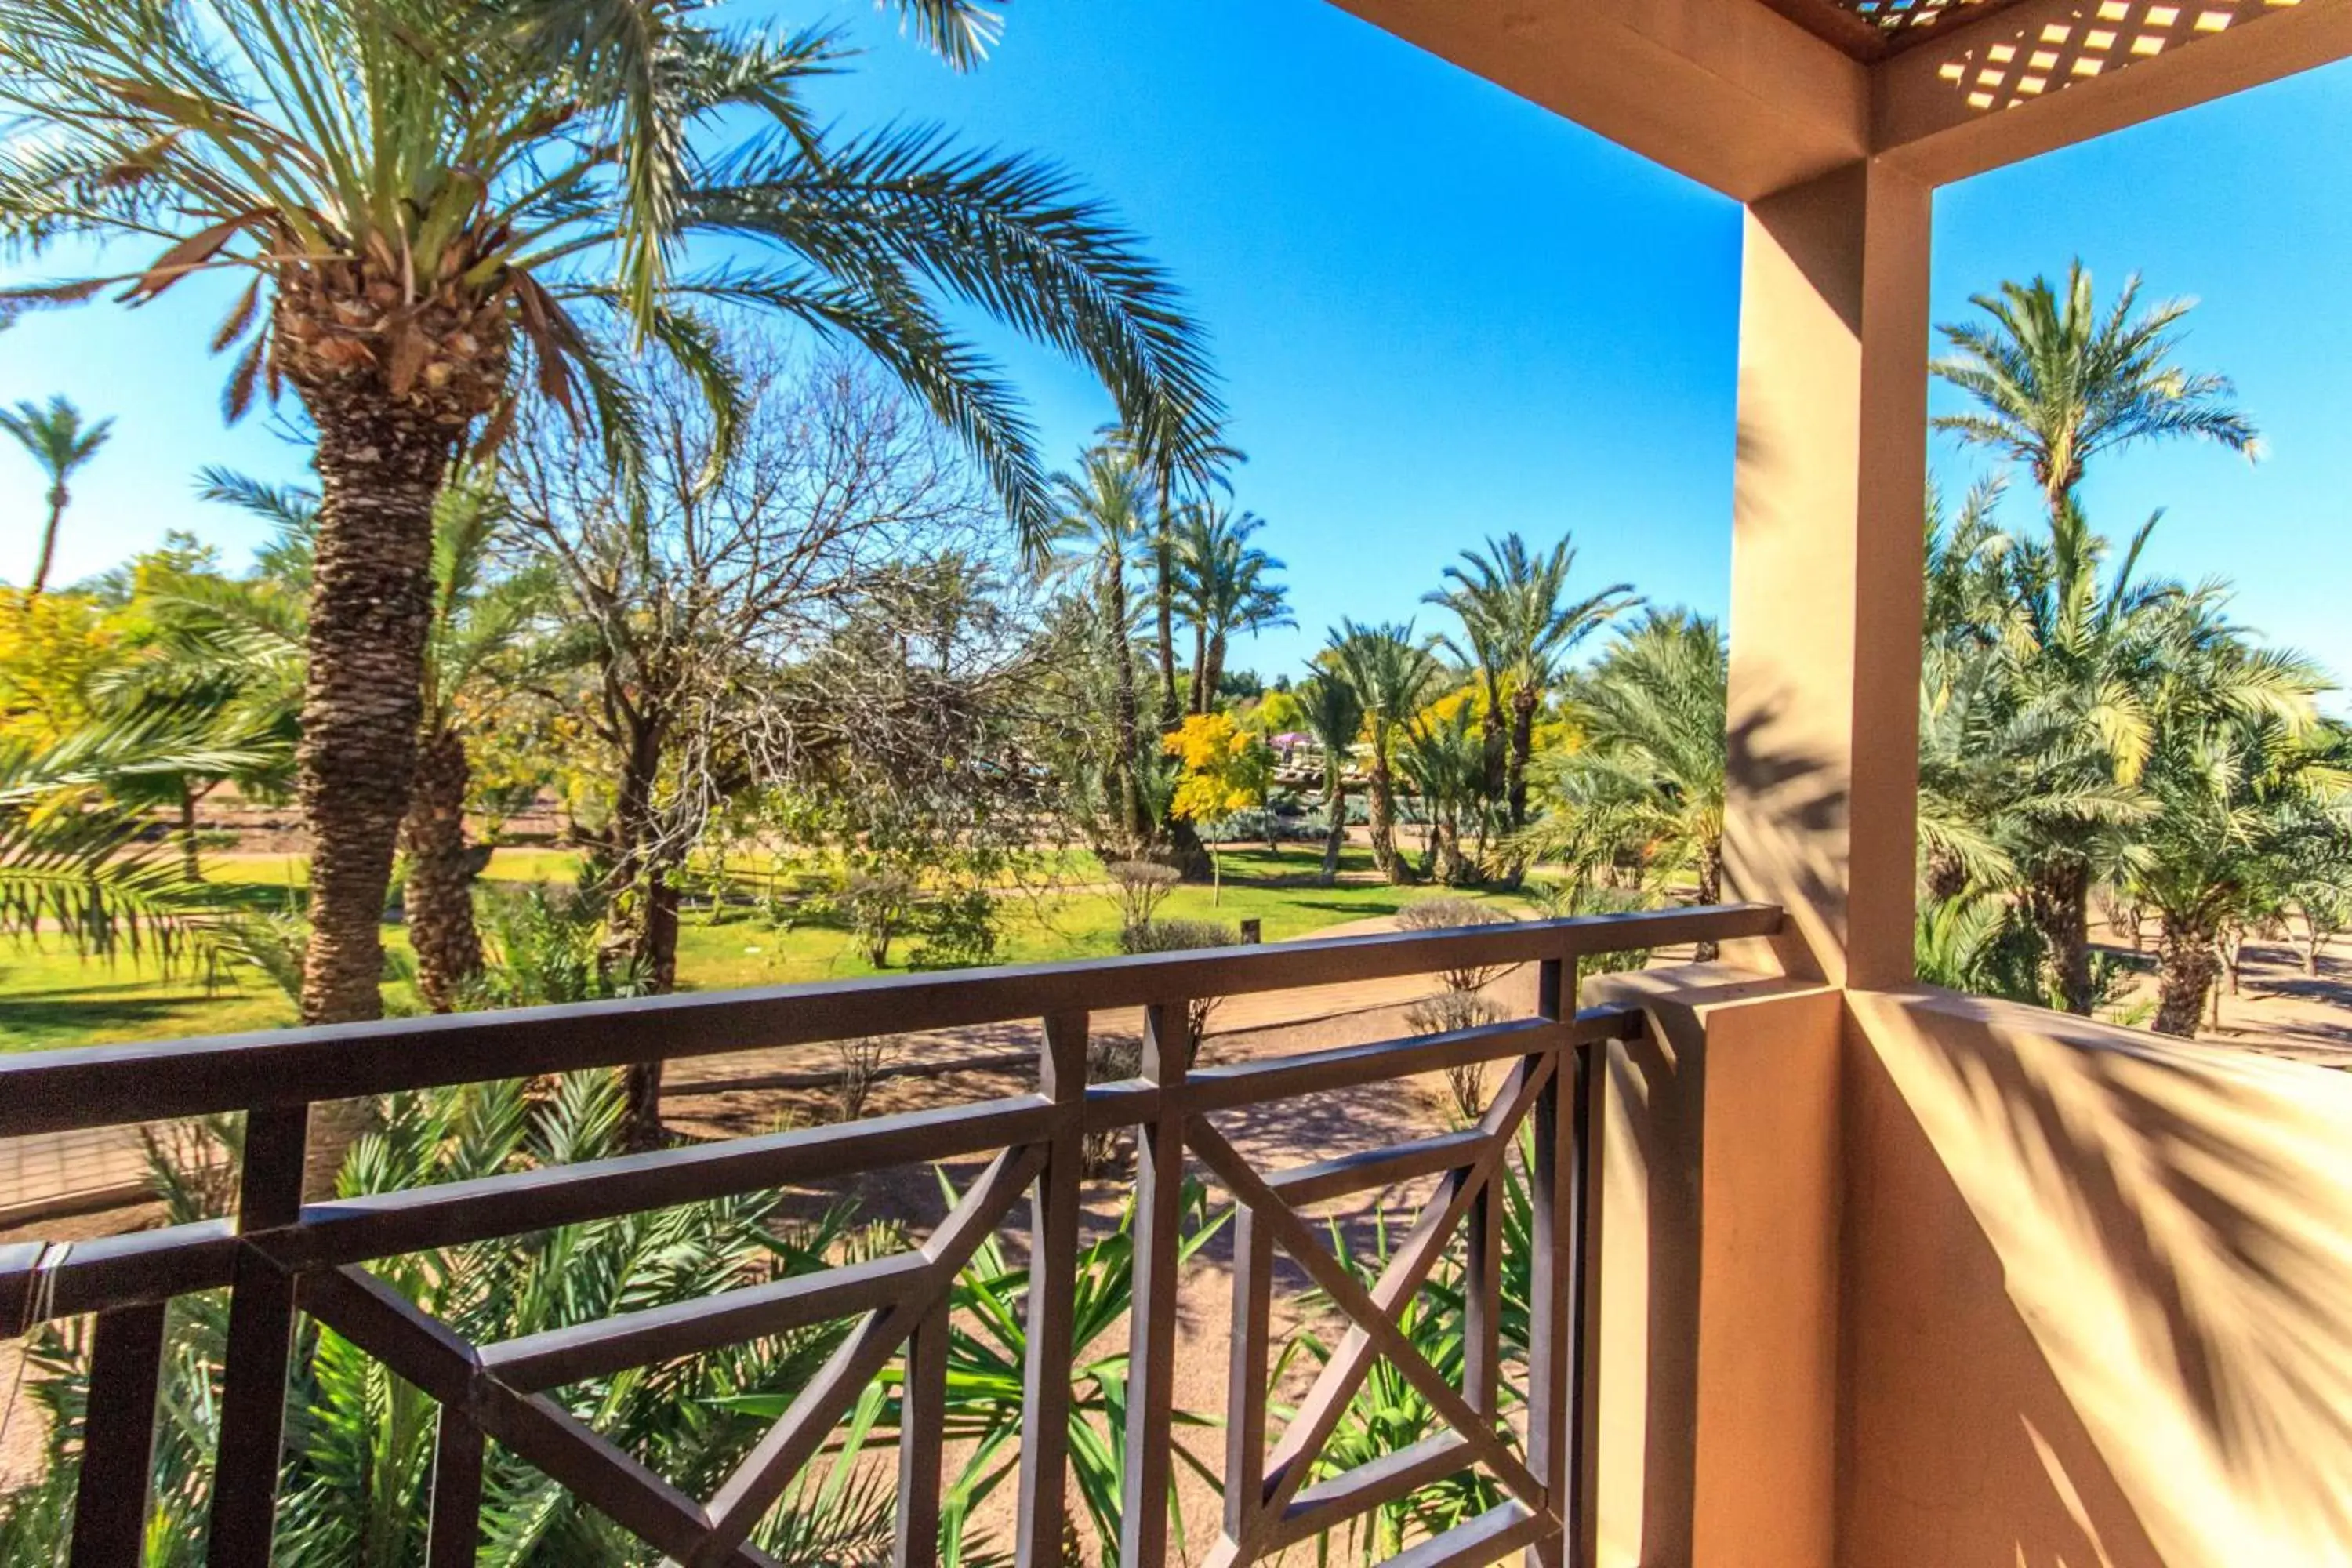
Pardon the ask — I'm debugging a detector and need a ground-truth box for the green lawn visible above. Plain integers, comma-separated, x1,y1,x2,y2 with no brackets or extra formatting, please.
1,842,1537,1053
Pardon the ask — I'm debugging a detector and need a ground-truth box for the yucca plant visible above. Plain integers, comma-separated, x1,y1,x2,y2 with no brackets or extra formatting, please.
0,1073,891,1565
0,0,1221,1025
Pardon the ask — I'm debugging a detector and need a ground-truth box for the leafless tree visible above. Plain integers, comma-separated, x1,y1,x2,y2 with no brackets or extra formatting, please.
503,337,1010,1139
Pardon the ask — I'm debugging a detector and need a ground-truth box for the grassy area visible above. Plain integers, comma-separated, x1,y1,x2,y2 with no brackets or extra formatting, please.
0,841,1536,1053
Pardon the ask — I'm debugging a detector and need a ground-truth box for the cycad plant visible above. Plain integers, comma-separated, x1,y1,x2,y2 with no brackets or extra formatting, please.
0,1072,890,1566
0,0,1219,1025
1271,1149,1538,1559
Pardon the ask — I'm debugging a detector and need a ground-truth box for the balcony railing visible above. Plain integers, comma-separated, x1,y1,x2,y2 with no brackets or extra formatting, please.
0,902,1778,1568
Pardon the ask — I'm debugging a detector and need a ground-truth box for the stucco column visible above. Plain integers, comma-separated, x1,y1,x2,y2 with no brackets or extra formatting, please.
1723,158,1929,990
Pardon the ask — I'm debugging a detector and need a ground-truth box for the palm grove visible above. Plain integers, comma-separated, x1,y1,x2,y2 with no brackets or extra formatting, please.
0,5,2343,1558
0,10,2332,1054
5,235,2344,1068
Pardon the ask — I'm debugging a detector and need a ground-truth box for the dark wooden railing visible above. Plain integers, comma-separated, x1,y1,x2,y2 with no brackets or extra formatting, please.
0,902,1778,1568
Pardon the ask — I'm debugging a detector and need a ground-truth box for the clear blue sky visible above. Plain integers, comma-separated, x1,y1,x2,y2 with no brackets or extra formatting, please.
3,1,2347,688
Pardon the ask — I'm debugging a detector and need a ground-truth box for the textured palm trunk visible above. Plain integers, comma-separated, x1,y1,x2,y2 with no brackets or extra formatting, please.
2154,916,2221,1037
2023,860,2095,1014
27,493,62,597
1319,779,1348,887
277,257,503,1026
1105,573,1150,852
178,786,201,882
1505,691,1536,831
1189,622,1209,716
296,405,459,1023
1433,813,1465,885
1367,758,1405,884
1693,840,1724,961
402,727,485,1013
1922,851,1969,904
1154,531,1180,720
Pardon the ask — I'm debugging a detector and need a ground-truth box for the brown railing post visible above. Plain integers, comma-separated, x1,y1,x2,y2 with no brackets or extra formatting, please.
1016,1010,1087,1568
69,1300,166,1568
1222,1207,1272,1553
205,1105,308,1568
896,1299,950,1568
1570,1037,1607,1568
426,1407,484,1568
1120,1000,1189,1568
1525,958,1572,1568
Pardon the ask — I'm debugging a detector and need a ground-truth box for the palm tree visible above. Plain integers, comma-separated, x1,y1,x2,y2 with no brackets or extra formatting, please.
140,467,554,1011
1143,425,1243,724
1294,673,1364,887
1933,262,2258,535
1174,503,1292,713
1327,619,1438,884
1544,611,1728,953
2131,692,2341,1036
403,481,558,1011
0,395,111,597
1960,500,2310,1011
1425,534,1635,866
0,0,1220,1023
1049,444,1156,854
1399,699,1486,885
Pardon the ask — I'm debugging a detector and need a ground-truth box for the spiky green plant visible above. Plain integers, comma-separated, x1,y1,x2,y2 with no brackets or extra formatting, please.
1271,1150,1538,1560
717,1172,1230,1567
0,1073,891,1565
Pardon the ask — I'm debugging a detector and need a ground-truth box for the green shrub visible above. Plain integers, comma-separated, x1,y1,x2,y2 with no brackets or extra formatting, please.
908,887,999,971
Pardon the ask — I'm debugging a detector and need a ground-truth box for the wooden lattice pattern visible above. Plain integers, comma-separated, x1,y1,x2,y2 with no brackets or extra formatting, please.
0,904,1780,1568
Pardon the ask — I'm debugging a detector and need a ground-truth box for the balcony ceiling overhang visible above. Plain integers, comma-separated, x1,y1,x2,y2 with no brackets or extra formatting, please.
1331,0,2352,196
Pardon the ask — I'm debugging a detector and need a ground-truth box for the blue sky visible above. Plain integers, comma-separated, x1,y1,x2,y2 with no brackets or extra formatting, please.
2,0,2347,688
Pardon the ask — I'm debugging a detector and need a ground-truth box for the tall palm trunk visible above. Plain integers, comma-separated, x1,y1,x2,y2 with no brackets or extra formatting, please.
296,405,461,1024
28,491,62,598
2154,914,2220,1037
1154,527,1181,720
597,703,678,1149
1367,757,1405,884
1694,840,1724,961
1506,690,1537,832
279,260,504,1026
178,785,201,882
2024,860,2094,1014
1189,621,1209,715
1105,571,1150,851
1319,778,1348,887
402,726,485,1012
